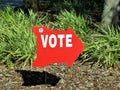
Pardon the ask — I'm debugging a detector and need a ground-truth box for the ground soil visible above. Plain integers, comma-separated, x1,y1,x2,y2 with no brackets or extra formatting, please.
0,60,120,90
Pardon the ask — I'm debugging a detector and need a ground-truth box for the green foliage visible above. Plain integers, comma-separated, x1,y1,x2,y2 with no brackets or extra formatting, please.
53,10,89,41
82,25,120,66
0,6,120,68
0,7,47,68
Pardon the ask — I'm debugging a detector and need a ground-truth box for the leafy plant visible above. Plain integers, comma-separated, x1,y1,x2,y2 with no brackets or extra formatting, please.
0,6,119,68
82,25,120,66
0,7,47,68
53,10,89,41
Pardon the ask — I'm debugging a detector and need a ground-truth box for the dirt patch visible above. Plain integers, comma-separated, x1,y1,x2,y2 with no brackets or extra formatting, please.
0,61,120,90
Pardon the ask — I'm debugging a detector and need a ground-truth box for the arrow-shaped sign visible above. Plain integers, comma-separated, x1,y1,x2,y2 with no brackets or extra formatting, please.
32,26,84,67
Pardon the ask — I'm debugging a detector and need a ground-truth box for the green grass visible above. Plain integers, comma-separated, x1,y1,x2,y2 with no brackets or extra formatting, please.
53,10,120,67
0,7,47,68
82,25,120,66
52,10,89,41
0,7,120,68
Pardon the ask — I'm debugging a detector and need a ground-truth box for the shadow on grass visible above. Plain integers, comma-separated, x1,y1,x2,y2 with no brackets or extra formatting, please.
16,70,61,86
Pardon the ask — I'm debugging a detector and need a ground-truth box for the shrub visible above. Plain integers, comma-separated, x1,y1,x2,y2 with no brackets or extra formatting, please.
1,7,119,68
82,25,120,66
53,10,89,41
0,7,47,68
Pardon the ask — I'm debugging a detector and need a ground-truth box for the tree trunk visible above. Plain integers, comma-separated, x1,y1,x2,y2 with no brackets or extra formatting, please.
102,0,120,26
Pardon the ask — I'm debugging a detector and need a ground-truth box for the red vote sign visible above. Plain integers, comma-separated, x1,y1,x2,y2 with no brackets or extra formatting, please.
32,26,84,67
